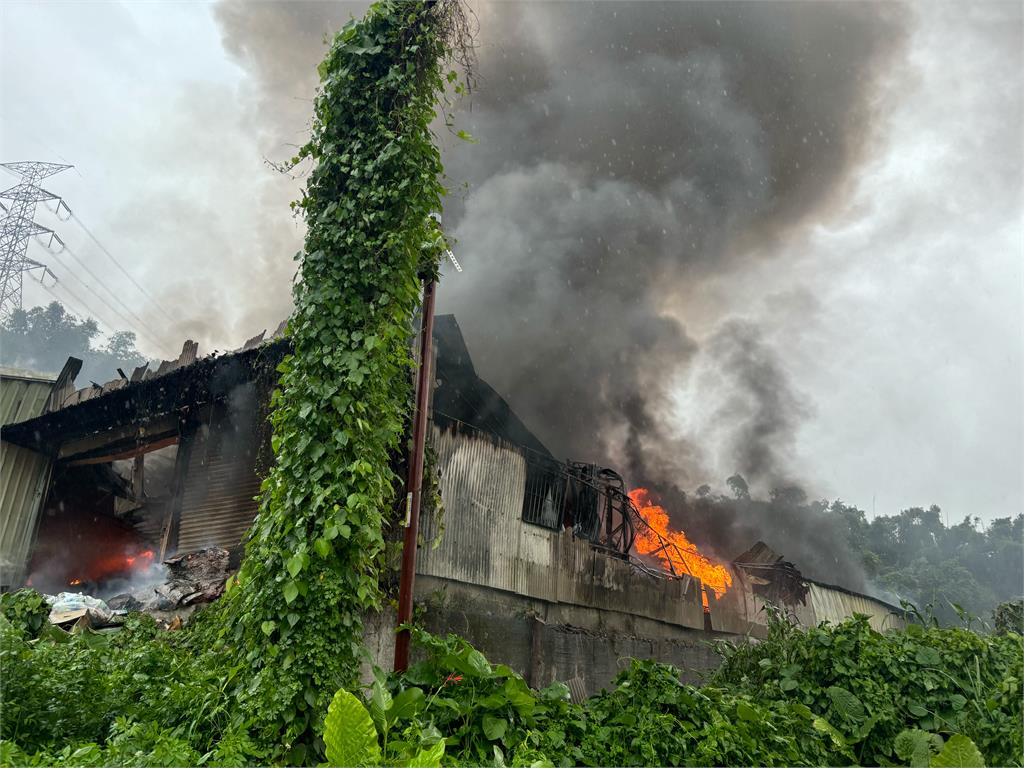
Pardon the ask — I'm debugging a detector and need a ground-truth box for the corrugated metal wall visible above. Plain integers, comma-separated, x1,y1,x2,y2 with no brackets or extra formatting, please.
808,582,904,631
0,370,57,587
175,409,262,553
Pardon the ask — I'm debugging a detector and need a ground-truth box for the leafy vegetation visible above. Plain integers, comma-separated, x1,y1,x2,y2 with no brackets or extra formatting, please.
5,604,1020,765
714,612,1022,767
292,618,1020,767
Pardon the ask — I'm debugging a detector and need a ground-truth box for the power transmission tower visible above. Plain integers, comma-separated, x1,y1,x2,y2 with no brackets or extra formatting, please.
0,161,72,317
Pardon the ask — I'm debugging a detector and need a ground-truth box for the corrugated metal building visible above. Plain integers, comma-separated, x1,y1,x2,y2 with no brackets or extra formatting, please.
0,316,904,637
0,367,57,588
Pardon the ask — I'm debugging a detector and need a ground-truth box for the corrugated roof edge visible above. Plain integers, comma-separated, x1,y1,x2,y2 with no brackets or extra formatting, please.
43,318,290,414
0,367,58,383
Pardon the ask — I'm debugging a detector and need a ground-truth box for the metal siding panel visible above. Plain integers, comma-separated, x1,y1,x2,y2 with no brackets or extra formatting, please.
808,582,903,631
0,373,56,587
176,414,262,553
419,428,529,591
1,373,56,425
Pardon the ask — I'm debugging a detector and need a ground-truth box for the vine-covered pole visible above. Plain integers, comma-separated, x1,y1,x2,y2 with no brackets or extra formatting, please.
394,277,437,671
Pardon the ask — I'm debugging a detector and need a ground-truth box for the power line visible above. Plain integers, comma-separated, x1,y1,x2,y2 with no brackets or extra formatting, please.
67,210,179,326
33,272,120,339
54,243,174,354
43,252,171,355
2,161,176,357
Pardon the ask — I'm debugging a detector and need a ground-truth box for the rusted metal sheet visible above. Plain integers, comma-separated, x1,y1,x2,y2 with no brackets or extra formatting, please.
0,368,57,587
175,411,262,554
808,581,905,631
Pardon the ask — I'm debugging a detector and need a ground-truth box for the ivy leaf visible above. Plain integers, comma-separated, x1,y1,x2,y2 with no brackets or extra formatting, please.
283,581,300,604
314,537,333,558
287,554,305,578
261,620,276,637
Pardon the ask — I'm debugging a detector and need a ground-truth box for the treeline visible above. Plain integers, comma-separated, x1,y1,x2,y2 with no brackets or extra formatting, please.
834,502,1022,626
0,302,145,385
674,476,1022,627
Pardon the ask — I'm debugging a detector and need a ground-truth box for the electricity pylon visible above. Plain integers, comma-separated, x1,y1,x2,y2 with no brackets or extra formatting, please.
0,161,72,317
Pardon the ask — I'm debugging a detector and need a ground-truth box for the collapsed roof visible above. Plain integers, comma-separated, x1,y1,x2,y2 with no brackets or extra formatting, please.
2,315,551,459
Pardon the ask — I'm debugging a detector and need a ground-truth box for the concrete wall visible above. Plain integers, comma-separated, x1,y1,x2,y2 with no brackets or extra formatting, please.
395,427,731,697
363,576,727,699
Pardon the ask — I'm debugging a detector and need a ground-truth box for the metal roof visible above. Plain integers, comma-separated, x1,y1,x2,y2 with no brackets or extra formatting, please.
1,368,56,425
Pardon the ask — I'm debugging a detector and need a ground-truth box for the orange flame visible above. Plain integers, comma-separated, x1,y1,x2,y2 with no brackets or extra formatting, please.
629,488,732,609
67,549,157,587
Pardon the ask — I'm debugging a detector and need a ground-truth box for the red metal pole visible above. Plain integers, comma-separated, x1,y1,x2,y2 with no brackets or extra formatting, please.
394,278,437,672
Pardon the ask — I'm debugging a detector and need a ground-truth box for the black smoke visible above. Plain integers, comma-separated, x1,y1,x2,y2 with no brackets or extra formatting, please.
213,1,909,583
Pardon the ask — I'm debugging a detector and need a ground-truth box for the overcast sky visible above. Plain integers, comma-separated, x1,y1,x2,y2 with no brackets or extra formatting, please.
1,1,1020,523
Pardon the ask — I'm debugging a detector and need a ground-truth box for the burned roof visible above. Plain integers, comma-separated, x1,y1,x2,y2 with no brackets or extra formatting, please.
0,340,288,455
2,314,552,460
432,315,552,457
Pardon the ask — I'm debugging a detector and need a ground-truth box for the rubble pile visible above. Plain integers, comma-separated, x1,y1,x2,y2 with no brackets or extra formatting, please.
149,547,231,610
48,548,232,630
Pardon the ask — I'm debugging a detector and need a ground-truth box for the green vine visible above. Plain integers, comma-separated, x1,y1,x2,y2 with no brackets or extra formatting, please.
211,1,463,754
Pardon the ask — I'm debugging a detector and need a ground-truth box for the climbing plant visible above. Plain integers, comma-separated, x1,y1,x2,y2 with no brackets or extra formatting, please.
208,0,467,756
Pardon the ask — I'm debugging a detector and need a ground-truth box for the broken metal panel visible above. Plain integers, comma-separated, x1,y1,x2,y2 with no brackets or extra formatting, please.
732,541,810,606
0,368,57,588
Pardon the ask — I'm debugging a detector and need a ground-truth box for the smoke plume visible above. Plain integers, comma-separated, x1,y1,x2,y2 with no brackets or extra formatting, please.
212,1,910,580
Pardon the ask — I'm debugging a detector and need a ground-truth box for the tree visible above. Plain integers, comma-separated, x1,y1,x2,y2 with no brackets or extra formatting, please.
0,301,145,383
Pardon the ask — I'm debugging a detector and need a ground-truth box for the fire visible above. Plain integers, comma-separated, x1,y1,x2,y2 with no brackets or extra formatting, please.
629,488,732,610
66,549,157,587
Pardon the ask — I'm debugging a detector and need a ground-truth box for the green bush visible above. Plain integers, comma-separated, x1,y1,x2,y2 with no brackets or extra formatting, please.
713,613,1023,766
0,588,49,638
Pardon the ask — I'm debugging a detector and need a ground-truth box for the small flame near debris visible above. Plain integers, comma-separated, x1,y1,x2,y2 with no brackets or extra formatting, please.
65,549,157,589
629,488,733,611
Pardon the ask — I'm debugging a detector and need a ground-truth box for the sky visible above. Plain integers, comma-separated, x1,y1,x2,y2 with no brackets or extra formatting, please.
1,1,1020,524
